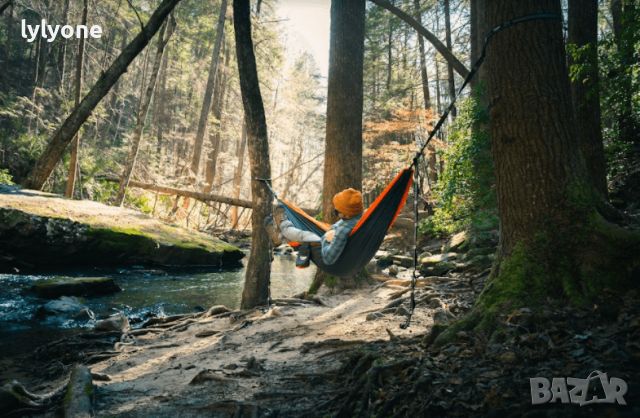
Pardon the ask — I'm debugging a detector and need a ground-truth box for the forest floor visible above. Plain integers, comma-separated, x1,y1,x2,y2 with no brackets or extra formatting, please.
76,268,639,418
87,281,434,417
5,248,639,417
3,203,638,417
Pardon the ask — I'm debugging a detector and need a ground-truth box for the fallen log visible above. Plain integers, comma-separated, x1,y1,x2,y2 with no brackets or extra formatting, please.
99,176,318,214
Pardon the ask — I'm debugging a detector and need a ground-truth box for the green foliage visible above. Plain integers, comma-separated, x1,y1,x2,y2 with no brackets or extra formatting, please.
597,6,640,180
125,191,154,215
420,93,497,237
0,168,14,185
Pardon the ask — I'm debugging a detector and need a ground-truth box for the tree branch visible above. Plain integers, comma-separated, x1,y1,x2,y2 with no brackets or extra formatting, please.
125,0,145,32
369,0,470,78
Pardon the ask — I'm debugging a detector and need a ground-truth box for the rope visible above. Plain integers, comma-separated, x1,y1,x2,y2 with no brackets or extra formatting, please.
401,160,421,329
403,12,562,328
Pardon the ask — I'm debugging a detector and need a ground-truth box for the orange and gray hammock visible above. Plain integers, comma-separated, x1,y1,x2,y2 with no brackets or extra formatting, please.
265,168,413,278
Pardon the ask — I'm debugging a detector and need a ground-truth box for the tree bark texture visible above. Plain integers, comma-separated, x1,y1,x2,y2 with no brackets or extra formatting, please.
310,0,367,293
25,0,183,190
322,0,366,223
115,16,175,206
486,0,583,258
234,0,273,309
191,0,228,179
64,0,87,199
567,0,607,197
430,0,640,345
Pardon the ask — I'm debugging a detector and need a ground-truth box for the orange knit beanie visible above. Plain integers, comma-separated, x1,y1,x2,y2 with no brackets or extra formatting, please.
332,188,364,218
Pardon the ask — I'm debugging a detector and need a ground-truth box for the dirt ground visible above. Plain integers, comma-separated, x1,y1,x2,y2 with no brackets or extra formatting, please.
89,281,434,417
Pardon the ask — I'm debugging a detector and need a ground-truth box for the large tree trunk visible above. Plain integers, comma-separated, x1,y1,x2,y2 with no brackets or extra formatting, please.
310,0,366,293
443,0,456,118
369,0,469,78
446,0,640,337
24,0,183,190
191,0,228,180
234,0,273,309
414,0,431,109
115,16,175,206
567,0,607,197
322,0,366,222
64,0,87,199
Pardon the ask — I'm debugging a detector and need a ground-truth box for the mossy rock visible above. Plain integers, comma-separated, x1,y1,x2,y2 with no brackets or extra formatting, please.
30,277,121,299
419,260,457,276
0,194,244,273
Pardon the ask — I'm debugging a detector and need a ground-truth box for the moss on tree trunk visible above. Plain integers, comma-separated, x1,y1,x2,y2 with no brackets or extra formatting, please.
433,0,640,346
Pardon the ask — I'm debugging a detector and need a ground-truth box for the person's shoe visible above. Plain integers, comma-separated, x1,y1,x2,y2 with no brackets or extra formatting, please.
295,245,311,268
264,215,282,247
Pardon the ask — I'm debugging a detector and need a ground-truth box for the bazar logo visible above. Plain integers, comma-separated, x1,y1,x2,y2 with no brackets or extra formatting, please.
530,371,627,406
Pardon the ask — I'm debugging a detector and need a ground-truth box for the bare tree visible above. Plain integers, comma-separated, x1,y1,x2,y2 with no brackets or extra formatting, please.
115,16,176,205
64,0,88,198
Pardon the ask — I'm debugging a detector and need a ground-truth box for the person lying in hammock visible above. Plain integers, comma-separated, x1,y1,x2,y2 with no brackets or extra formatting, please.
266,188,364,268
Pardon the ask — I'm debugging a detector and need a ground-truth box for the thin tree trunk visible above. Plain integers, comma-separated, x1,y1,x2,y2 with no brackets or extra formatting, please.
155,43,170,156
469,0,478,87
281,143,303,199
567,0,607,197
55,0,70,91
25,0,183,190
115,17,175,205
234,0,273,309
64,0,88,199
435,55,442,114
386,1,393,90
414,0,431,109
204,42,231,193
230,121,247,229
444,0,456,118
369,0,470,78
191,0,228,180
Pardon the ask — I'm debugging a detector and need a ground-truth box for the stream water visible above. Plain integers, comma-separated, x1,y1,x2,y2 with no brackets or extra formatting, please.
0,254,315,358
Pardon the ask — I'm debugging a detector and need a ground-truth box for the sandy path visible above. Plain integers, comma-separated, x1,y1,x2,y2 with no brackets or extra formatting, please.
91,284,431,417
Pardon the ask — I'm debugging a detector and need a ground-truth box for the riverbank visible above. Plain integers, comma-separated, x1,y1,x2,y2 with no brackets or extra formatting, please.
2,228,638,417
0,186,244,273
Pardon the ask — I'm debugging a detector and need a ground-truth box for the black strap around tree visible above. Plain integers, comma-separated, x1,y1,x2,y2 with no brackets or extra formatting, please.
401,12,562,329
